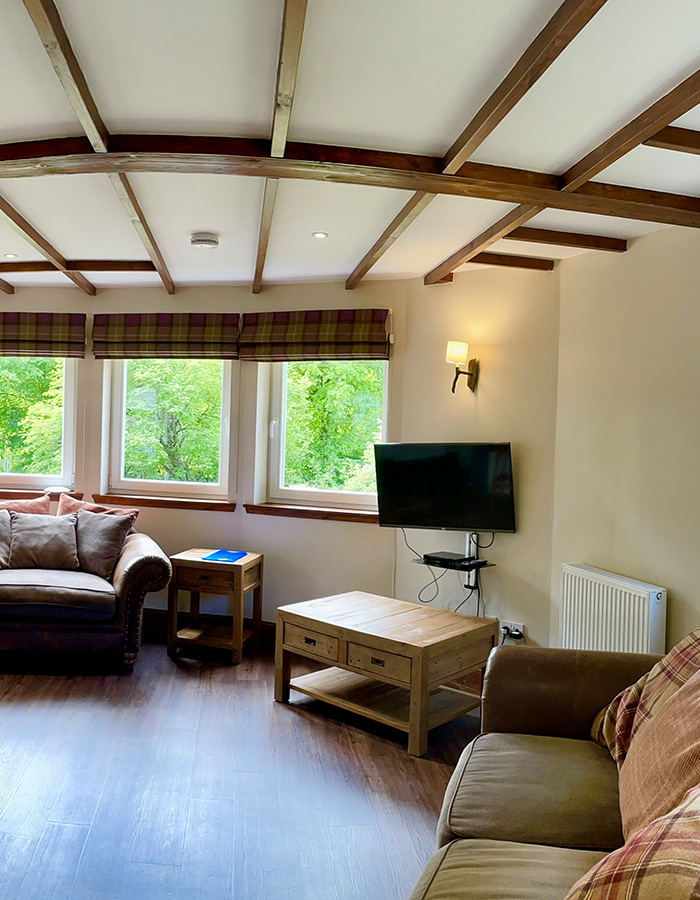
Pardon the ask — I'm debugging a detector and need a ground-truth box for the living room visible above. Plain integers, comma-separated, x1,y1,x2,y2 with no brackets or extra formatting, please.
0,0,700,898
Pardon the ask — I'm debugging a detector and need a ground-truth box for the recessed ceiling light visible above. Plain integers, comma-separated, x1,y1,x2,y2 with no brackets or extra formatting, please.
3,253,17,260
190,232,219,250
311,232,329,239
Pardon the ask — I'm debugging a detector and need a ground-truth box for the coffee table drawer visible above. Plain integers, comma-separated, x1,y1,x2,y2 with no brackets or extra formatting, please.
347,642,411,684
284,623,338,662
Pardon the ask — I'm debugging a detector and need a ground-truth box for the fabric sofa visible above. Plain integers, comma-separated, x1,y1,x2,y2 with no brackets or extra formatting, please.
0,520,171,673
409,645,661,900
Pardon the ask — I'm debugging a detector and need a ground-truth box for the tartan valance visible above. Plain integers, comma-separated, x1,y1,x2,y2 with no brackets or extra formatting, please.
92,313,240,359
238,308,391,361
0,312,86,357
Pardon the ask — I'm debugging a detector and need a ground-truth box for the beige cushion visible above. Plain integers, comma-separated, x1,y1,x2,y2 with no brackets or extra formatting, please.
410,839,607,900
565,784,700,900
619,668,700,839
76,510,134,580
0,509,10,568
0,495,50,514
437,733,622,851
57,493,140,522
9,512,79,570
0,568,116,619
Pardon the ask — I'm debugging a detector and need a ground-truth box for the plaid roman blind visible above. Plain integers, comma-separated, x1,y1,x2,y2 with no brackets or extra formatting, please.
238,308,391,361
91,313,240,359
0,312,86,357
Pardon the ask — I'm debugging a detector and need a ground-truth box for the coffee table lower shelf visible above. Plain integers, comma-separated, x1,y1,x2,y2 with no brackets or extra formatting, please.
289,667,480,733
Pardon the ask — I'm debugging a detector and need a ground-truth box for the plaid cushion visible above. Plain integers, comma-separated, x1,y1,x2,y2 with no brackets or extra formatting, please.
238,309,391,361
591,629,700,765
0,312,86,358
92,313,240,359
563,784,700,900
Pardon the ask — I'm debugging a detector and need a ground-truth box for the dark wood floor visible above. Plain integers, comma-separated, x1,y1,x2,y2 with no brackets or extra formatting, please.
0,640,479,900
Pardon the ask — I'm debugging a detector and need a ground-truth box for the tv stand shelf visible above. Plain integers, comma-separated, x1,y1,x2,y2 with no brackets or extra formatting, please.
411,558,495,573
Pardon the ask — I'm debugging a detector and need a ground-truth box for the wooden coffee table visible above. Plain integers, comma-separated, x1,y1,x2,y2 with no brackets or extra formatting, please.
274,591,498,756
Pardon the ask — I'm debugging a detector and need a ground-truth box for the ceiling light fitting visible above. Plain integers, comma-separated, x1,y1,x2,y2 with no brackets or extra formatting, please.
446,341,479,393
3,253,17,260
311,232,328,239
190,232,219,250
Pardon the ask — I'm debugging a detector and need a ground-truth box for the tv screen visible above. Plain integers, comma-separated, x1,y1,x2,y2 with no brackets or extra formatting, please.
374,442,516,533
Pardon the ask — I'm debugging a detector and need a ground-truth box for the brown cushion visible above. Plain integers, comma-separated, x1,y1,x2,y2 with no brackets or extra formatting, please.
0,509,10,569
619,669,700,839
564,784,700,900
0,568,116,619
76,510,134,581
9,512,79,570
409,839,607,900
57,494,139,522
591,628,700,766
0,495,51,514
437,733,623,851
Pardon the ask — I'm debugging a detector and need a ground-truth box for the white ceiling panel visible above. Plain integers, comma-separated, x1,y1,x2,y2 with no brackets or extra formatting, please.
592,145,700,197
127,173,265,283
492,239,586,260
4,272,75,287
0,175,148,259
370,196,518,278
472,0,700,174
672,105,700,131
55,0,282,136
0,219,45,262
528,209,665,240
264,181,413,281
0,1,80,142
85,272,164,288
289,0,563,155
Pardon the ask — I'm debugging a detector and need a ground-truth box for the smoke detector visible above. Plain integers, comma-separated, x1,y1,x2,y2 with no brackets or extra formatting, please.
190,232,219,250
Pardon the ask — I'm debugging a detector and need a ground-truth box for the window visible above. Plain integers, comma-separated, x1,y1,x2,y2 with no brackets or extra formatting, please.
109,359,233,498
0,357,76,488
269,359,387,508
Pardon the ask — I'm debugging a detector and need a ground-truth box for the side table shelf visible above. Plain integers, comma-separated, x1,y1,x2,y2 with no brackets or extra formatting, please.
167,548,263,665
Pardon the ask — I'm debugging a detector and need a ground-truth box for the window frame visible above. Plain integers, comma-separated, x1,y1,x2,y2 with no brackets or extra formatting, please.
108,358,236,500
0,357,77,490
267,359,388,510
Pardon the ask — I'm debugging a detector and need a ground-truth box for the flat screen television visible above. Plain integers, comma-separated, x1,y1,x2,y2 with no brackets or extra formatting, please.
374,442,516,533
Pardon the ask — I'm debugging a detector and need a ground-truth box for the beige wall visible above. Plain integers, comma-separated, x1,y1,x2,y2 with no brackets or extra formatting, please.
6,271,559,641
552,226,700,648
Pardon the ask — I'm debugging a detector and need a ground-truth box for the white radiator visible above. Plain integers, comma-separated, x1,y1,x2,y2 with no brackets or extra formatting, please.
560,564,667,654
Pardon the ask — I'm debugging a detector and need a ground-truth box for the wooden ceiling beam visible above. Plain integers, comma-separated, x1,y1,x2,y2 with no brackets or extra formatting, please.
20,0,175,293
424,67,700,284
0,279,14,295
644,125,700,155
507,226,627,252
253,0,308,294
345,0,610,289
0,193,95,294
469,252,555,271
0,260,156,273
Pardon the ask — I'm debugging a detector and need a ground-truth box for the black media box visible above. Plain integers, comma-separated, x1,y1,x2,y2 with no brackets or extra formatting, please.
422,551,472,569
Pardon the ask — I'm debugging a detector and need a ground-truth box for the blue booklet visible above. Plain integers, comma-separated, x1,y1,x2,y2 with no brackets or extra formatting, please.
202,549,247,563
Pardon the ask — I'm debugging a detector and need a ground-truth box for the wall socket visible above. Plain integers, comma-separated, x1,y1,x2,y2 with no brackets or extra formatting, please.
500,620,525,642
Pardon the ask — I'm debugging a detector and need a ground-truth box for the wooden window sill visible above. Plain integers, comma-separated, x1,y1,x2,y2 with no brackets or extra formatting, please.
243,502,378,524
0,490,83,502
93,494,237,512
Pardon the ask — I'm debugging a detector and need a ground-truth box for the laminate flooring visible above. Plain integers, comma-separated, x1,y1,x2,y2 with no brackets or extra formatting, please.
0,641,479,899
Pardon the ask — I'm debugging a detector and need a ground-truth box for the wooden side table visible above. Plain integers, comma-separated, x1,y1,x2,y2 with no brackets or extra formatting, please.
167,548,263,664
275,591,497,756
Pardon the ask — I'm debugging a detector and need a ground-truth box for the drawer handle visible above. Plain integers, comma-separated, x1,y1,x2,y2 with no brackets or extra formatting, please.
371,657,385,667
304,637,317,647
199,575,210,581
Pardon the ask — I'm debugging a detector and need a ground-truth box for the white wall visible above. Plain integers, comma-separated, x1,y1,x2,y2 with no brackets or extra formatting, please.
7,271,559,641
552,226,700,648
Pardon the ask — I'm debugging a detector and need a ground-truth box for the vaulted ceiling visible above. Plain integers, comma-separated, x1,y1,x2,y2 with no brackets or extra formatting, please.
1,0,700,293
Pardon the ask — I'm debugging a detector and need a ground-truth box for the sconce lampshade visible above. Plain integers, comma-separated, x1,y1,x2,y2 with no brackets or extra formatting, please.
446,341,469,366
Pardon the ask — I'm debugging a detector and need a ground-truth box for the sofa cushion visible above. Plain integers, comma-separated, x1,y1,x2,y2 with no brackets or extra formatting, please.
76,510,135,581
0,509,10,569
619,668,700,839
9,512,79,570
57,493,139,522
409,839,607,900
564,784,700,900
0,495,50,514
437,733,623,851
591,628,700,766
0,568,116,619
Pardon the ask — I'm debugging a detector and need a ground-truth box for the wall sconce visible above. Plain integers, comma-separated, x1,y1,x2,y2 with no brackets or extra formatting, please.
446,341,479,393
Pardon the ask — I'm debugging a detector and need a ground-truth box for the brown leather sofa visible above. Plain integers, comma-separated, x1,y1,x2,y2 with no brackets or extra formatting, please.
0,532,171,673
409,645,661,900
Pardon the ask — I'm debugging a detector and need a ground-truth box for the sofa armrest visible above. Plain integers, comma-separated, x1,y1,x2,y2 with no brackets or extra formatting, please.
481,645,661,740
112,533,171,667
